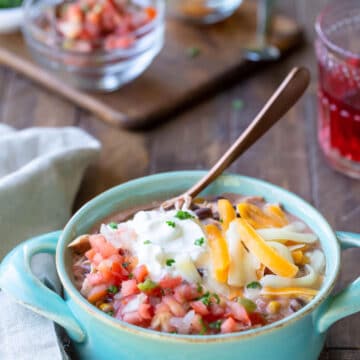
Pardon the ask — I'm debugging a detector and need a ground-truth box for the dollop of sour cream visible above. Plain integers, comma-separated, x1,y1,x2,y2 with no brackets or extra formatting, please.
103,208,209,282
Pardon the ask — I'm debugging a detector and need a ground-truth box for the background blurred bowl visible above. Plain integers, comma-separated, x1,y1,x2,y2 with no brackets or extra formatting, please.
168,0,243,24
22,0,165,92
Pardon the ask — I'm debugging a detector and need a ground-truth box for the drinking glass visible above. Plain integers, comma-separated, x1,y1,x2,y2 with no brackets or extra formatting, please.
315,0,360,178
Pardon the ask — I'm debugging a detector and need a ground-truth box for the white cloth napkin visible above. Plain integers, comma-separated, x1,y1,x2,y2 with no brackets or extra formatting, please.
0,124,101,360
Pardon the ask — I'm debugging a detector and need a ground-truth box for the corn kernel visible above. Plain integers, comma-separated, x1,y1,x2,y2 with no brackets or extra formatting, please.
292,250,304,265
267,301,281,314
99,303,113,313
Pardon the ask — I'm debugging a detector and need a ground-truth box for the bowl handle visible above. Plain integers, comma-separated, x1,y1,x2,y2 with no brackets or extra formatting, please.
316,231,360,333
0,231,86,343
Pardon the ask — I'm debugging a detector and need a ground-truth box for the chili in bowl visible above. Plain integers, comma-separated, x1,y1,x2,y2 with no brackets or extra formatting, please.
0,172,359,360
70,194,325,335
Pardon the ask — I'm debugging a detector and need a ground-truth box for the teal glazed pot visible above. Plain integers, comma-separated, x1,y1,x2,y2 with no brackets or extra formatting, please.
1,171,360,360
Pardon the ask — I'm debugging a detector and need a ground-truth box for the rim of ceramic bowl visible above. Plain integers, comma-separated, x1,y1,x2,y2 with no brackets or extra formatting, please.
22,0,165,58
56,171,340,343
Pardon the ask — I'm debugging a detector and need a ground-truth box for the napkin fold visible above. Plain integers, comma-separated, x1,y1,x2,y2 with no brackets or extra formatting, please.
0,124,101,360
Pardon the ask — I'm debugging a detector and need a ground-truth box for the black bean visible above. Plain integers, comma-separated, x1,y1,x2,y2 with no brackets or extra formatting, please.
194,207,213,219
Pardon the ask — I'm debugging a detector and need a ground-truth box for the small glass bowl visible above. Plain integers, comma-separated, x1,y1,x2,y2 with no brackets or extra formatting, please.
168,0,243,25
22,0,165,92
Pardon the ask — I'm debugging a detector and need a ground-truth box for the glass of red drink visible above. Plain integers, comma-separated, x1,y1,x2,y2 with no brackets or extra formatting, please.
315,0,360,178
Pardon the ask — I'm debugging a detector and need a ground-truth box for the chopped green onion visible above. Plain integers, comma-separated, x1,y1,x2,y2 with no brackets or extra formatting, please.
166,220,176,228
108,311,114,316
209,320,222,330
197,283,203,294
237,297,257,313
175,210,194,220
213,293,220,304
108,222,118,229
194,237,205,246
128,273,134,279
199,292,211,306
107,285,118,294
143,240,152,245
246,281,262,289
137,279,158,292
166,259,176,266
199,318,207,335
122,262,130,268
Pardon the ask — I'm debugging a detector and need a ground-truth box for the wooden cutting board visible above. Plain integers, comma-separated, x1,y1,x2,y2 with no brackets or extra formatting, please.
0,1,303,130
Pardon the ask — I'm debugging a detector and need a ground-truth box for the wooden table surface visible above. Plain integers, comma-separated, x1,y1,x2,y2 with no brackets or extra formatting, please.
0,0,359,358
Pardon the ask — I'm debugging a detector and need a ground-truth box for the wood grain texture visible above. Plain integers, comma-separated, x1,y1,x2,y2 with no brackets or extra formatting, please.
0,1,303,129
0,0,358,358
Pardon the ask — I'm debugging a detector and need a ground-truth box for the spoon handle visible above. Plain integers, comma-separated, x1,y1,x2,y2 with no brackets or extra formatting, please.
185,66,310,199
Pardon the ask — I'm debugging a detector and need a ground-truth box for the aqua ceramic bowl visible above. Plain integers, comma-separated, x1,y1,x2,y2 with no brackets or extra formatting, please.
1,171,359,360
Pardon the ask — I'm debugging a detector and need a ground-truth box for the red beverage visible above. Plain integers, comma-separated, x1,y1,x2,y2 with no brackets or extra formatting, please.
315,0,360,177
318,63,360,162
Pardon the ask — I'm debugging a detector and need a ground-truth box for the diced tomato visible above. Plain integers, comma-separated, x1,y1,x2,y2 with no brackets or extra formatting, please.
89,234,118,258
121,279,139,297
87,284,107,303
210,303,225,317
159,276,182,290
249,312,266,326
227,302,251,326
122,311,143,325
190,301,209,316
138,303,152,320
133,265,149,283
92,252,104,266
87,272,104,286
155,302,170,314
221,317,237,333
162,296,186,317
174,284,199,304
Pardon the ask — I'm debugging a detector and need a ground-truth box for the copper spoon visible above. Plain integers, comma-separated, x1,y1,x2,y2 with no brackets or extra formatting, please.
162,66,310,209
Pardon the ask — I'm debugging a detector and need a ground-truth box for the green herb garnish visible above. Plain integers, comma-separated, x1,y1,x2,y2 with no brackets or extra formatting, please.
186,46,201,58
194,237,205,246
143,240,152,245
128,273,134,279
209,320,222,330
108,285,118,294
213,293,220,304
108,311,114,316
237,297,257,313
199,318,207,335
199,292,211,306
137,279,158,292
108,222,118,229
175,210,194,220
246,281,262,289
166,259,176,266
232,99,245,111
122,262,130,268
166,220,176,228
197,283,203,294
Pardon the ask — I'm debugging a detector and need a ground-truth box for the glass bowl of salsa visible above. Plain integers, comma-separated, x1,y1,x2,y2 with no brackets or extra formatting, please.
22,0,165,92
